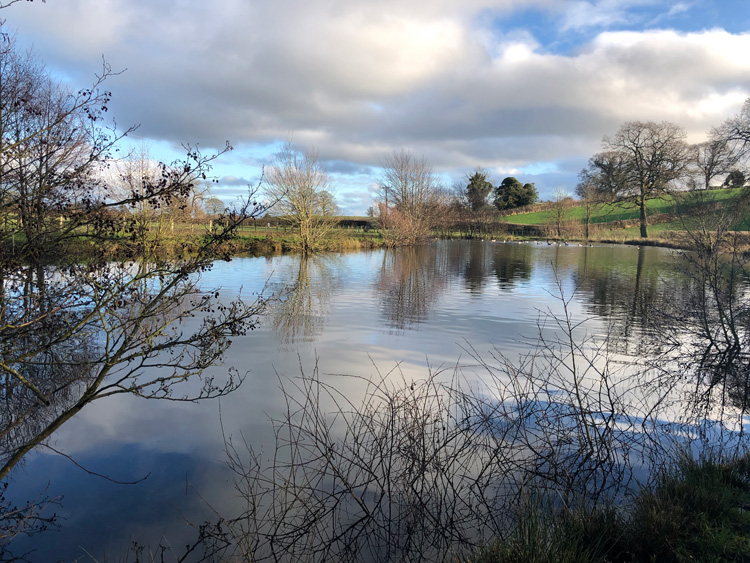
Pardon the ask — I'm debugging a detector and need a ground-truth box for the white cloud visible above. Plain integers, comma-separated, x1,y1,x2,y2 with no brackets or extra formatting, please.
666,1,692,17
5,1,750,210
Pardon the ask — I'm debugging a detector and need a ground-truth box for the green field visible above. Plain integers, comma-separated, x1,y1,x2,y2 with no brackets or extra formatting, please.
500,188,747,229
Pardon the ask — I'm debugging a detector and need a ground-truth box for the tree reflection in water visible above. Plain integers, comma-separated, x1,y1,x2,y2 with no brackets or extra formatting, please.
1,257,265,553
1,264,99,467
1,263,100,547
375,245,449,330
649,236,750,416
462,240,491,293
571,245,682,357
491,242,534,289
272,255,342,344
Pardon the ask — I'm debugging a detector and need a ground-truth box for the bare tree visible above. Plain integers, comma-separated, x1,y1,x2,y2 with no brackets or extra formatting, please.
550,187,573,239
716,98,750,150
378,149,440,245
0,23,269,549
576,170,605,240
711,98,750,190
690,138,743,190
113,144,168,247
0,0,44,8
600,121,691,238
580,151,629,201
264,143,338,254
0,43,115,260
204,195,225,217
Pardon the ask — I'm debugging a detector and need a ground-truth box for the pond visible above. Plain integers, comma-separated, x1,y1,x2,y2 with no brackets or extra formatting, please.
4,240,727,560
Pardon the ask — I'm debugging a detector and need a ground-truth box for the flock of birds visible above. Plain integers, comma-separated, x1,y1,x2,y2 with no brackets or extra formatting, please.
485,239,594,246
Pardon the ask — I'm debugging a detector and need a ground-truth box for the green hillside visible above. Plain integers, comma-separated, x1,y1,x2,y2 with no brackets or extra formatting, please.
501,188,747,229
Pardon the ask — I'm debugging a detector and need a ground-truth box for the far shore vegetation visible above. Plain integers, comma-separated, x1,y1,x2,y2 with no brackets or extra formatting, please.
8,183,749,263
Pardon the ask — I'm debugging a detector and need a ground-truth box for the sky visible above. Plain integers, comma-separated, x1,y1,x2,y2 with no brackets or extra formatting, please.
4,0,750,214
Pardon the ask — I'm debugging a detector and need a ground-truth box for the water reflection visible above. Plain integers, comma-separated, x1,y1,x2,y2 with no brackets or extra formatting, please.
462,240,490,293
456,241,535,293
376,246,450,330
646,249,750,414
491,242,534,289
1,264,100,473
570,246,682,355
271,255,342,343
0,263,106,555
7,242,725,561
370,241,683,344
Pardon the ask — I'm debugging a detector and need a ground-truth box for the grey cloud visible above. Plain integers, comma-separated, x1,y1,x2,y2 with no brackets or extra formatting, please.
337,190,375,216
6,0,749,205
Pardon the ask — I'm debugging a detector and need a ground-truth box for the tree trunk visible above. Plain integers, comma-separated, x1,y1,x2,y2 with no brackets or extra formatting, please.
639,191,648,238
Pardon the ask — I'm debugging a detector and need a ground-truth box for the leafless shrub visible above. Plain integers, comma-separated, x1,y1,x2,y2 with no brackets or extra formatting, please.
649,188,750,425
0,482,58,558
377,150,443,246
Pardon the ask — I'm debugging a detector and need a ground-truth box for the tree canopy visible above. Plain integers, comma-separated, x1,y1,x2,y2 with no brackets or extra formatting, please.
493,177,538,210
724,169,746,188
464,168,493,211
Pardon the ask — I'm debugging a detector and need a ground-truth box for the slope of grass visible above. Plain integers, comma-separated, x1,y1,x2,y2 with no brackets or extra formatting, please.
501,188,746,229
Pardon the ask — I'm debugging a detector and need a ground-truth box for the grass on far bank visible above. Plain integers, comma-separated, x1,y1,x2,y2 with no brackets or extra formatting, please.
501,187,747,229
1,225,387,262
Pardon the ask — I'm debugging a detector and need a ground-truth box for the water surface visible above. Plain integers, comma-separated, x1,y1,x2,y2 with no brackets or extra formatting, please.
7,241,683,560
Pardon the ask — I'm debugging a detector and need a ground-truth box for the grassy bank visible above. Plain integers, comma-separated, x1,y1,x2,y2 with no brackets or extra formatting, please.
501,188,746,228
437,187,750,249
466,453,750,563
1,227,388,262
36,223,744,262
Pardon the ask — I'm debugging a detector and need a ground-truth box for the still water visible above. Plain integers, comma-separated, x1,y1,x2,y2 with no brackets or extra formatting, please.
8,241,682,560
